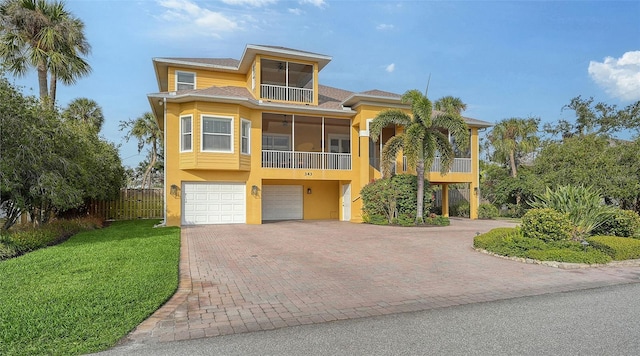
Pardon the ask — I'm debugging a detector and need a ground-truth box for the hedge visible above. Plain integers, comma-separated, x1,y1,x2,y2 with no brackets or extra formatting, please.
586,235,640,260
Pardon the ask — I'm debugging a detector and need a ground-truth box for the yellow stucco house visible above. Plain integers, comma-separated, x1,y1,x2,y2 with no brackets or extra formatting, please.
147,44,491,226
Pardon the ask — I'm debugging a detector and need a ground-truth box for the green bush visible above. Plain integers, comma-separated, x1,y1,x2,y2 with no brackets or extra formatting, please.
361,174,432,225
521,208,573,242
473,227,522,251
478,203,499,219
1,218,104,260
591,209,640,238
424,215,450,226
474,227,611,264
449,201,470,218
527,249,611,264
530,185,615,239
587,235,640,260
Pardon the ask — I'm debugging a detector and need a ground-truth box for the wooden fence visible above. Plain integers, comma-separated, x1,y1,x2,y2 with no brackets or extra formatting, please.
87,188,164,221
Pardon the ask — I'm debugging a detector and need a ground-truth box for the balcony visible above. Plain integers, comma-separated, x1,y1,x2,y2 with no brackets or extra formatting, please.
261,84,313,103
431,157,472,173
399,156,472,173
262,150,351,170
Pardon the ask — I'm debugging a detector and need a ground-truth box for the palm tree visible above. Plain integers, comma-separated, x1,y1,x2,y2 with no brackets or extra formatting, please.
63,97,104,132
121,112,163,189
434,95,467,114
370,90,469,223
486,117,540,178
0,0,91,105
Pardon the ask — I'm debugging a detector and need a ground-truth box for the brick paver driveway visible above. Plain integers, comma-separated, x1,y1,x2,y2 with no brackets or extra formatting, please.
125,219,640,345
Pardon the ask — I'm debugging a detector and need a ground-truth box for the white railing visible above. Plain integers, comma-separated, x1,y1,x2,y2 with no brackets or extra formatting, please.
262,150,351,170
261,84,313,103
430,157,472,173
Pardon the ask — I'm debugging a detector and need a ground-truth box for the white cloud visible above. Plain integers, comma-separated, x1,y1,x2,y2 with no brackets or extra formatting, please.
156,0,240,38
588,51,640,101
385,63,395,73
376,23,394,31
221,0,277,6
288,8,303,15
300,0,326,8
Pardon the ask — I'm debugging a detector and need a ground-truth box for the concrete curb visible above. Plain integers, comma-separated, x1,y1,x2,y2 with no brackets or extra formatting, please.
474,248,640,269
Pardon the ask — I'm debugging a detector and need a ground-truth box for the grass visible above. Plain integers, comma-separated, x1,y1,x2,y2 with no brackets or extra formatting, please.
0,220,180,356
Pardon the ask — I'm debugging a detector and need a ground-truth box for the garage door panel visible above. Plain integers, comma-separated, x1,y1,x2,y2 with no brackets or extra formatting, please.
182,182,246,225
262,185,303,221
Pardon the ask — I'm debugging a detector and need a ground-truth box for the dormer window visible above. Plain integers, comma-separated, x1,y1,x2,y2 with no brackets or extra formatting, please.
176,71,195,90
260,59,313,103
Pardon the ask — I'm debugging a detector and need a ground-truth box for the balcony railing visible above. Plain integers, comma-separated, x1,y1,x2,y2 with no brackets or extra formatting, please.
262,150,351,170
398,156,472,173
261,84,313,103
430,157,472,173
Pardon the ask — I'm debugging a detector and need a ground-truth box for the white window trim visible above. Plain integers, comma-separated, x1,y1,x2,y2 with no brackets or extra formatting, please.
262,133,291,151
327,133,351,153
175,70,196,91
241,119,251,155
180,115,193,153
201,115,234,153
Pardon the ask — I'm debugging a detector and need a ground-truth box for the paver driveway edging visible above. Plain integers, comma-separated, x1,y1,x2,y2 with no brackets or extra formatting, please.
120,219,640,346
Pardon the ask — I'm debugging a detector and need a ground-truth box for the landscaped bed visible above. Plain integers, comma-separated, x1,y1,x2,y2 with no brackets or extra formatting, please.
0,220,180,356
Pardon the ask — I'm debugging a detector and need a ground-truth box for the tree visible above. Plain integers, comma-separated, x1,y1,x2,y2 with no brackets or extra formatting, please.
63,97,104,132
370,90,469,223
1,73,123,230
485,117,540,178
434,95,467,114
0,0,91,105
544,96,640,139
121,112,163,189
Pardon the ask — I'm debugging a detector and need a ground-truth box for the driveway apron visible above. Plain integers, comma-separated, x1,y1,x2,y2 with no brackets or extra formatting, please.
124,219,640,344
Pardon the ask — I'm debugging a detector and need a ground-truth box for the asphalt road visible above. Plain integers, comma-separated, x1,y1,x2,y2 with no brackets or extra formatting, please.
98,282,640,356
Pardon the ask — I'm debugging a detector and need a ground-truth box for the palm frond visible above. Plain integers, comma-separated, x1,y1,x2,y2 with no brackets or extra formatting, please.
369,109,411,142
380,135,404,178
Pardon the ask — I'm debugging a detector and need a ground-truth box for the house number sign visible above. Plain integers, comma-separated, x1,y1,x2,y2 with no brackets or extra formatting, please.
304,172,313,176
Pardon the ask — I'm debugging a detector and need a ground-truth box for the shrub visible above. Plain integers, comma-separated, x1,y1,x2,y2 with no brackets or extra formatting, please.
478,203,499,219
1,218,104,260
449,201,470,218
526,249,611,264
591,209,640,238
521,208,573,242
361,174,432,225
530,185,615,239
473,227,522,252
424,215,450,226
474,227,612,264
587,235,640,260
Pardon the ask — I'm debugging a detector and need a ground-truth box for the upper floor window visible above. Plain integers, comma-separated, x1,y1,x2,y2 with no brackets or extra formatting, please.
202,116,232,152
176,71,195,90
241,119,251,155
180,115,192,152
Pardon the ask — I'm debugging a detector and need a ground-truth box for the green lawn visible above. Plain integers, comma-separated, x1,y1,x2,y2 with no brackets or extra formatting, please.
0,220,180,356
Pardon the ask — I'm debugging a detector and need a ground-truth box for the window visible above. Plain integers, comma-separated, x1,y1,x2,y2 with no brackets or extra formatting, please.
262,134,290,151
241,119,251,155
176,71,195,90
180,115,192,152
202,116,232,152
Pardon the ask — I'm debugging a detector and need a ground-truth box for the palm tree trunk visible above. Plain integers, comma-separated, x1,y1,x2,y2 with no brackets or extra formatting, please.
37,62,48,101
49,73,57,108
415,159,425,224
509,150,518,177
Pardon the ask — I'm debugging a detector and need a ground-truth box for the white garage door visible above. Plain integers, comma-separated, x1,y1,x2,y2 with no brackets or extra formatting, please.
182,182,246,225
262,185,303,221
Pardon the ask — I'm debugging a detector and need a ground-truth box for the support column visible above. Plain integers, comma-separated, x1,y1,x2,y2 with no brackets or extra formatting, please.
442,183,449,217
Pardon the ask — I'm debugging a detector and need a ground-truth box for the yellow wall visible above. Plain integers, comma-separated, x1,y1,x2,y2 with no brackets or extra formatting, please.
168,67,246,92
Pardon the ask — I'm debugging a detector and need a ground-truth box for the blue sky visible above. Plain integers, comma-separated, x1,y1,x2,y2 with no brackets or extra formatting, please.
9,0,640,168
